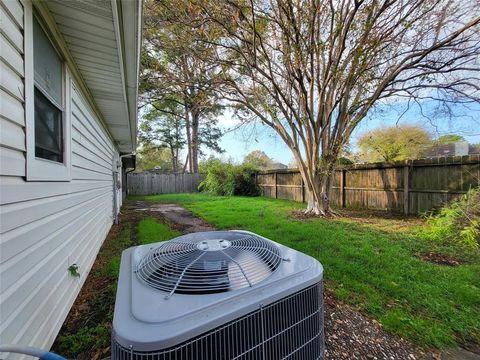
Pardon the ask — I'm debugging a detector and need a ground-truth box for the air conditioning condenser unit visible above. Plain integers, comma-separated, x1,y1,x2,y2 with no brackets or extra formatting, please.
112,230,324,359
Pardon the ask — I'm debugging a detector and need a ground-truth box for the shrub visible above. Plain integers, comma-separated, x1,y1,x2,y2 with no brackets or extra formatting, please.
337,157,354,165
233,163,260,196
421,187,480,247
199,159,236,195
199,159,260,196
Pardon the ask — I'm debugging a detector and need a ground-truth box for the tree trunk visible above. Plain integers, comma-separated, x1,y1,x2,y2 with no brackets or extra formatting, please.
170,146,177,173
182,156,188,173
190,111,199,173
301,162,336,216
185,109,192,173
174,148,179,173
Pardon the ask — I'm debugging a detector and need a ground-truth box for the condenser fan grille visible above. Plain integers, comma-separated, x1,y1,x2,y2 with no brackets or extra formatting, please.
135,231,283,297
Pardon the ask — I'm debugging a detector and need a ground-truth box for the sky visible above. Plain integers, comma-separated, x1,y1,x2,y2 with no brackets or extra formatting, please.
210,100,480,165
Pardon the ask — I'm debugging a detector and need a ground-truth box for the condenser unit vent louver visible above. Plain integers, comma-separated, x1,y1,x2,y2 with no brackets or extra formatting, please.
112,230,324,360
135,232,282,297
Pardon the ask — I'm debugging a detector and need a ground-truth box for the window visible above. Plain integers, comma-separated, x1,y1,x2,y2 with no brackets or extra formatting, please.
34,87,63,162
25,3,71,181
33,16,64,163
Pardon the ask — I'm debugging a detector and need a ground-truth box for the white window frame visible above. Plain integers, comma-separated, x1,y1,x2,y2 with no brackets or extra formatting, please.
25,1,71,181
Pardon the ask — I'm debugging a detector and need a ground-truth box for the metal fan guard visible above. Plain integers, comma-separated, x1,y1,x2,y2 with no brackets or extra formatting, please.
135,231,283,297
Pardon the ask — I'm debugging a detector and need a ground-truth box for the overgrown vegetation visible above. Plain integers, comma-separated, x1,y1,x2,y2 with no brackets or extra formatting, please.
199,158,260,196
144,193,480,349
422,187,480,248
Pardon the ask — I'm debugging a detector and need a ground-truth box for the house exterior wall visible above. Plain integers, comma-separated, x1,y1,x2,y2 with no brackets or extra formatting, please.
0,1,121,357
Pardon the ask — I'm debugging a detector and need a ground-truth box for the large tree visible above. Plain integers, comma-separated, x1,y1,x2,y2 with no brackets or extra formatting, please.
139,100,186,172
437,134,466,144
357,125,432,162
141,0,224,172
136,142,174,172
243,150,275,169
178,0,480,215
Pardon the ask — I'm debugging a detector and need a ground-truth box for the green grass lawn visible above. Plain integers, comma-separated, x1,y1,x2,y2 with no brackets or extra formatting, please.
138,217,181,245
143,193,480,350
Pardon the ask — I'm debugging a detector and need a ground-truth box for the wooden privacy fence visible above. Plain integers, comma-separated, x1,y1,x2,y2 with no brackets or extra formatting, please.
128,172,205,195
256,155,480,214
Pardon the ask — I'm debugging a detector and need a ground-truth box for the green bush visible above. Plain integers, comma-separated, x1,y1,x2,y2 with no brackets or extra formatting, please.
422,187,480,247
233,163,259,196
199,159,236,195
337,157,354,165
199,159,260,196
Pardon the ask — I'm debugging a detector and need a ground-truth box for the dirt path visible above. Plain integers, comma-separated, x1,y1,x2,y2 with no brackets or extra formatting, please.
129,201,215,233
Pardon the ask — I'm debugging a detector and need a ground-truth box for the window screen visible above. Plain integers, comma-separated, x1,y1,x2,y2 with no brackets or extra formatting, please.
34,88,63,162
33,16,64,162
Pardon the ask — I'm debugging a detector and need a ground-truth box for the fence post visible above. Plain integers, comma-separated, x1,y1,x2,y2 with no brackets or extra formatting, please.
274,172,278,199
403,164,410,215
340,169,346,208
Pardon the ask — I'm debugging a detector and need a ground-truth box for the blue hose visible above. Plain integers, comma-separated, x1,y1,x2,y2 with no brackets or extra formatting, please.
39,352,67,360
0,345,66,360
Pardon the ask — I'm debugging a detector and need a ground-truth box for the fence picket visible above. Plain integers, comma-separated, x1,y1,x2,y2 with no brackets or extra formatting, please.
128,173,205,196
256,156,480,214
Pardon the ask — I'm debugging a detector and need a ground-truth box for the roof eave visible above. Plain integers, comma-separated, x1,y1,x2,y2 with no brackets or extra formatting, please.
113,0,143,153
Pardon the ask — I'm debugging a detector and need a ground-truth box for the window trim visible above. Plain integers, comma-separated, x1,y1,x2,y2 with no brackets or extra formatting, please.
25,2,71,181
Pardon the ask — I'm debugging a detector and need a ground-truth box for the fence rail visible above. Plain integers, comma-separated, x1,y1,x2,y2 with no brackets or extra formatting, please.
128,173,204,195
256,155,480,214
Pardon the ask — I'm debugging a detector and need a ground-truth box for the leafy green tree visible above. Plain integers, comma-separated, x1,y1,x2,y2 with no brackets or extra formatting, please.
141,0,225,173
136,142,174,172
198,118,224,157
437,134,466,144
243,150,274,169
357,125,432,162
140,100,186,172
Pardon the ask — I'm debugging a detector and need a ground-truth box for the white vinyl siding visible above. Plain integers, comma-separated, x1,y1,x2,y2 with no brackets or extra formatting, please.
0,0,25,178
0,1,119,358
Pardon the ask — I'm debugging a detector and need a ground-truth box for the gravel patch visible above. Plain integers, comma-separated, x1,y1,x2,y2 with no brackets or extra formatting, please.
324,292,434,360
